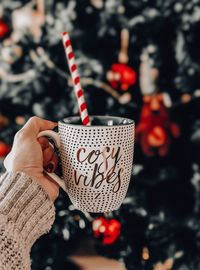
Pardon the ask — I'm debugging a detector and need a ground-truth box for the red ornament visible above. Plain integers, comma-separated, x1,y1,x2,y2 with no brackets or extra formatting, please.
92,217,121,245
147,126,167,147
107,63,137,91
0,141,11,157
136,94,180,157
0,19,9,38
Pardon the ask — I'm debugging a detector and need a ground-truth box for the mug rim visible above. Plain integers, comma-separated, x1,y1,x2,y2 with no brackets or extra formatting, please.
59,115,135,127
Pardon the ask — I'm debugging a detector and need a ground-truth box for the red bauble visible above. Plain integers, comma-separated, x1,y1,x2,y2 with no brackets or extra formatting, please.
0,19,9,38
136,94,180,157
0,141,11,157
92,217,121,245
147,126,167,147
107,63,137,91
103,219,121,245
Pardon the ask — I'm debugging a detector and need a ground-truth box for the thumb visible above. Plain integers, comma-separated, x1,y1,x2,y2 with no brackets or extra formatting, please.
22,117,57,137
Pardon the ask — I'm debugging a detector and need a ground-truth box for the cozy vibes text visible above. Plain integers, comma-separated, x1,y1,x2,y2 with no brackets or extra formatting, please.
73,146,124,193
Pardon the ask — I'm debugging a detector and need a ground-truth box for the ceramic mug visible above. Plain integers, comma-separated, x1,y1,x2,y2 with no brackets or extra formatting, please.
38,116,135,213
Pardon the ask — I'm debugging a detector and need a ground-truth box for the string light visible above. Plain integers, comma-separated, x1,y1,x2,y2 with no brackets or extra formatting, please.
142,247,150,260
99,225,106,233
92,219,102,231
15,116,26,125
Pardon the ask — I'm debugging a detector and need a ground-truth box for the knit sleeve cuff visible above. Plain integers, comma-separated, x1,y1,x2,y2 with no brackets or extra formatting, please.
0,171,55,248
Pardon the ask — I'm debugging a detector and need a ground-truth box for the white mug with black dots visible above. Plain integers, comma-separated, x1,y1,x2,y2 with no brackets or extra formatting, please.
38,116,135,213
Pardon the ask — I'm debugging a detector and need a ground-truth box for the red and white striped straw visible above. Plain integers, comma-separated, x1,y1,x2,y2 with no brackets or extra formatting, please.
62,32,91,126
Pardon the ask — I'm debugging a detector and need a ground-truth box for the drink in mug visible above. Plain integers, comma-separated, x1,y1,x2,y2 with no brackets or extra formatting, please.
38,115,135,213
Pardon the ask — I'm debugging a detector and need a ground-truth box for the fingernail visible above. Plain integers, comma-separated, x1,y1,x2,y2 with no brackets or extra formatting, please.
46,162,54,173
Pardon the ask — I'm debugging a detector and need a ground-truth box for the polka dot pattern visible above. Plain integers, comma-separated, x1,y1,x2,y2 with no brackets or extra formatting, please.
58,117,135,213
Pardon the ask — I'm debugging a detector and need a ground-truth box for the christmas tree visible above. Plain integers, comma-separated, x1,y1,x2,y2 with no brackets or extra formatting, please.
0,0,200,269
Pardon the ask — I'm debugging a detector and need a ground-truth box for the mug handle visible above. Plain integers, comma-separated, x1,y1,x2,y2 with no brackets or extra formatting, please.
37,130,67,192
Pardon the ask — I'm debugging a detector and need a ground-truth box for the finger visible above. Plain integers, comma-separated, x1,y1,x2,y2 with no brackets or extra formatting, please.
45,153,58,173
37,137,50,150
23,116,57,137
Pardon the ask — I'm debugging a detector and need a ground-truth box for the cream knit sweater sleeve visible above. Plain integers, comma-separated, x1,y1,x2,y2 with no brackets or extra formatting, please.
0,171,56,270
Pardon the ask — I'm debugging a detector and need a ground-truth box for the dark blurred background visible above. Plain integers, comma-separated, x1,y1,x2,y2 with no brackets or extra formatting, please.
0,0,200,269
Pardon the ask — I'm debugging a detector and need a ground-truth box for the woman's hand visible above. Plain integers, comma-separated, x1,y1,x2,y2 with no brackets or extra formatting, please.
4,116,59,201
